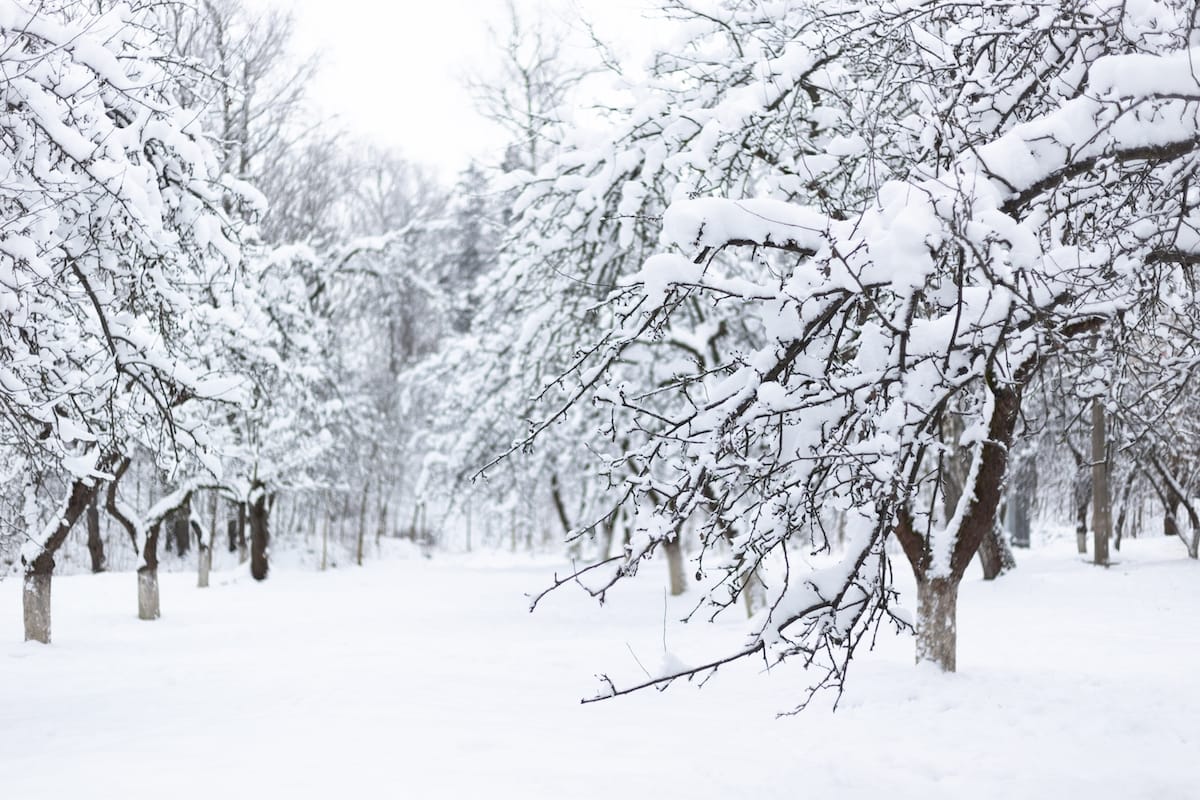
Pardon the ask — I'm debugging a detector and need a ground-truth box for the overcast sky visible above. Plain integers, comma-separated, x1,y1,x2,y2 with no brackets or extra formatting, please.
288,0,659,175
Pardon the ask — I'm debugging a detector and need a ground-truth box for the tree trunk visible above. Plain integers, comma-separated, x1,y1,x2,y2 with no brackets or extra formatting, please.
1008,453,1035,548
976,522,1015,580
895,379,1026,673
597,513,616,563
137,567,160,620
1091,398,1111,566
209,492,219,554
356,482,368,567
1164,496,1180,540
550,474,577,559
139,518,163,620
376,497,388,558
197,543,211,588
1151,458,1199,558
1114,474,1134,551
740,567,765,618
321,510,330,571
237,501,248,564
23,573,51,644
249,485,269,581
662,535,686,596
86,494,105,573
1074,467,1091,555
172,510,190,556
23,471,113,643
915,578,958,671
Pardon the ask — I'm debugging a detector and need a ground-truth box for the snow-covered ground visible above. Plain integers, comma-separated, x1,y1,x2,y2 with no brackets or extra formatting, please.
2,537,1196,799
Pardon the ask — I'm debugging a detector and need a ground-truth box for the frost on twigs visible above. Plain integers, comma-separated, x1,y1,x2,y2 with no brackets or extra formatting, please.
0,1,267,575
481,0,1200,710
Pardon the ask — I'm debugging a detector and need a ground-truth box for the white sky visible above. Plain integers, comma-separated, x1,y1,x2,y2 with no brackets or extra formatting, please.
288,0,660,175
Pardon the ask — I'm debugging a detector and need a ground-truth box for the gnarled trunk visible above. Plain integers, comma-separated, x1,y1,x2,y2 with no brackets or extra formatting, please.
896,378,1026,673
23,573,51,644
22,470,111,643
915,579,957,671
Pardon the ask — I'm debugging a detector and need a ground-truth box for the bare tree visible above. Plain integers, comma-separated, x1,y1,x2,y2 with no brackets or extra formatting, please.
466,0,593,172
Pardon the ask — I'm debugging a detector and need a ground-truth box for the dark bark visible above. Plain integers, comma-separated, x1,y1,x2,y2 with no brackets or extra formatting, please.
947,383,1023,580
25,474,105,577
1149,458,1200,559
22,467,113,643
550,473,573,536
936,415,1013,579
172,509,191,556
249,484,269,581
86,494,105,573
1114,473,1134,551
194,515,210,588
977,522,1016,580
895,378,1026,672
1164,496,1181,540
138,513,164,621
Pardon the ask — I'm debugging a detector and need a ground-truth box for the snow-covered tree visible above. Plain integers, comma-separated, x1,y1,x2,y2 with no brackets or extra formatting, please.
0,0,255,640
492,0,1200,705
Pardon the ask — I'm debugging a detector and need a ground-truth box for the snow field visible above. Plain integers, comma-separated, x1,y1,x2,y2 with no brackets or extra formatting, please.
1,537,1196,799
